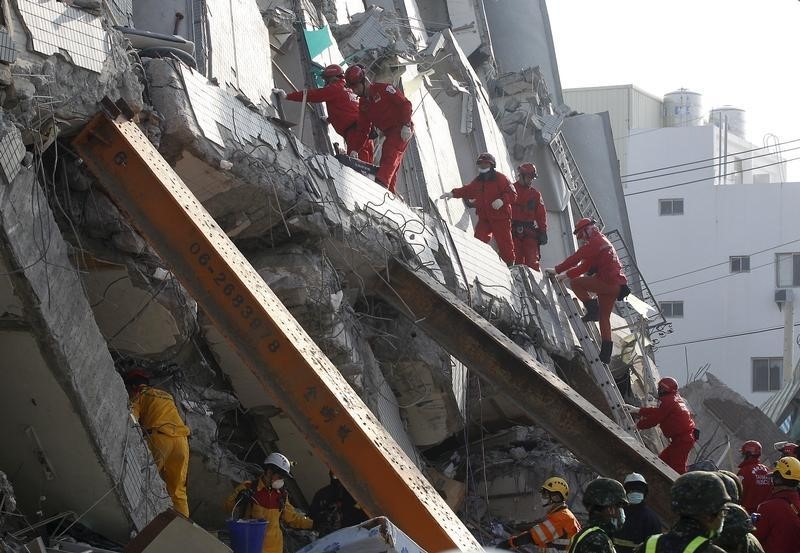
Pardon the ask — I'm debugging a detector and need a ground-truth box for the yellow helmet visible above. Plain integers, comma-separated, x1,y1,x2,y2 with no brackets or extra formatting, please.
541,477,569,499
773,456,800,482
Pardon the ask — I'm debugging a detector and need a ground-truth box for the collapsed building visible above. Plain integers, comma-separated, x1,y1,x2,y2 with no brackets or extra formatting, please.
0,0,787,551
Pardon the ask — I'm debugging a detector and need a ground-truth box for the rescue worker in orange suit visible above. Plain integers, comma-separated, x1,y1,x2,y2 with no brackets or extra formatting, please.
544,218,630,363
440,152,517,265
345,64,413,193
124,369,190,517
754,456,800,552
624,377,697,474
273,65,374,163
737,440,773,513
511,162,548,270
498,476,580,551
225,452,313,553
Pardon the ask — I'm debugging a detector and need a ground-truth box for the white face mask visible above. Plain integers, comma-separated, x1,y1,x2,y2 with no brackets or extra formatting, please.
611,508,626,530
478,167,491,174
271,479,285,490
627,492,644,505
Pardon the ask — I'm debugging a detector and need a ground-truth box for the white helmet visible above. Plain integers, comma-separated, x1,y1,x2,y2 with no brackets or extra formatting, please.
624,473,647,486
264,452,292,476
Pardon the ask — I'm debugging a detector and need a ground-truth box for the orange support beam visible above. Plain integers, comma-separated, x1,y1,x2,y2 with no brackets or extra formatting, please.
73,110,480,552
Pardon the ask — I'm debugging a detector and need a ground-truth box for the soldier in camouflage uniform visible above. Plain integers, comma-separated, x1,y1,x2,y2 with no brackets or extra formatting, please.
716,471,741,505
714,503,764,553
568,478,628,553
636,471,730,553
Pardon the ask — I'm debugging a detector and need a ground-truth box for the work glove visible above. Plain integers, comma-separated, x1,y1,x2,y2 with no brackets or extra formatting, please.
349,151,360,159
439,192,453,200
496,540,514,550
623,404,641,415
236,487,256,504
537,230,548,245
491,199,504,210
400,124,413,142
543,268,557,276
368,128,379,139
272,88,287,99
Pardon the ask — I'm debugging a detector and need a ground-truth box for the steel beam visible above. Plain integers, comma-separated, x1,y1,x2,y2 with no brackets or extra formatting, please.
372,259,678,521
73,112,480,552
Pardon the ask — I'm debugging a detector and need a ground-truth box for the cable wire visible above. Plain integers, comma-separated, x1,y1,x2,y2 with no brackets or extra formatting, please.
620,137,800,179
649,237,800,285
658,322,800,349
623,155,800,197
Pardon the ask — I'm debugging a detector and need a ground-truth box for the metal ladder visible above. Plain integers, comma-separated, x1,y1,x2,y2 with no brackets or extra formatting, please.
549,275,643,442
549,131,604,229
604,229,669,334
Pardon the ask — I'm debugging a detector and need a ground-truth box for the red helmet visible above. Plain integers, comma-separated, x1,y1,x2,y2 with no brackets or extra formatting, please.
572,217,596,236
476,152,496,167
322,64,344,80
518,162,537,178
741,440,762,457
344,64,367,86
657,377,679,396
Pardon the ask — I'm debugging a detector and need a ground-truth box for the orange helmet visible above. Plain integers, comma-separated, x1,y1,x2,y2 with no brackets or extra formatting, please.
322,64,344,80
658,377,679,396
344,64,367,86
518,162,537,178
476,152,496,167
741,441,762,457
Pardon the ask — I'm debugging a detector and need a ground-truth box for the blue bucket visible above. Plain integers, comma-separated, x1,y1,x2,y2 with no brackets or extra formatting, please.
227,518,268,553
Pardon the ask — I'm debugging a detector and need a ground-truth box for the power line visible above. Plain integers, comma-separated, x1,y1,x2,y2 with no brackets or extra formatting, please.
658,322,800,349
620,137,800,179
649,237,800,284
654,258,776,296
623,155,800,197
621,144,800,184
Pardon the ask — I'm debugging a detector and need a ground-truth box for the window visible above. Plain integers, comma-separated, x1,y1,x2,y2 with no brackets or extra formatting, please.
659,198,684,216
730,256,750,273
752,357,782,392
660,301,684,318
776,253,800,287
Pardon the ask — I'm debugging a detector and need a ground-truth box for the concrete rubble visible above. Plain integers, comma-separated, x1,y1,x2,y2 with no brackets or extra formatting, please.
0,0,787,550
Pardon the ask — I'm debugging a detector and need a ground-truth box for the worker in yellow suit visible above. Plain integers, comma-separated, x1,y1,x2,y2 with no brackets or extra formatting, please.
125,369,190,517
225,452,314,553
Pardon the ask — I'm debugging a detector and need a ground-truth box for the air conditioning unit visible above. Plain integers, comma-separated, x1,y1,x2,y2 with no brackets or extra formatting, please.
775,288,793,311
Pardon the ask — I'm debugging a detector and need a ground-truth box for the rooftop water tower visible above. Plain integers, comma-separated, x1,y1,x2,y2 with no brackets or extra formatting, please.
663,89,703,127
709,106,746,139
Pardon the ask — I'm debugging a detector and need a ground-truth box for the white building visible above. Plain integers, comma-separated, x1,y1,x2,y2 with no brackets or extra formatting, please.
564,85,796,404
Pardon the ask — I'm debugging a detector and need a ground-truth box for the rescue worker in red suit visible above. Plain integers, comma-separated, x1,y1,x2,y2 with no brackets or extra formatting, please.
737,440,773,513
344,64,413,193
273,65,374,163
754,456,800,552
544,218,629,363
511,162,547,270
439,153,517,265
624,377,697,474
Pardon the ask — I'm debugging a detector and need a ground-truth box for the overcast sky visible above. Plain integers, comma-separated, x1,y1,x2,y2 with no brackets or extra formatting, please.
546,0,800,180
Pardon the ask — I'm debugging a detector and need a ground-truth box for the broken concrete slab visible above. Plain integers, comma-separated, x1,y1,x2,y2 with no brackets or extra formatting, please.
124,510,231,553
0,165,169,540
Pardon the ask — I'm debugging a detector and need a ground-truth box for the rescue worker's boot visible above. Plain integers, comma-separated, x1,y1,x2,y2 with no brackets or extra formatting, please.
599,341,613,364
581,299,599,322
